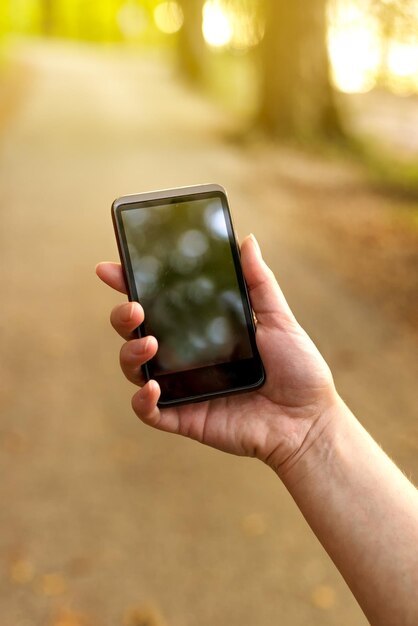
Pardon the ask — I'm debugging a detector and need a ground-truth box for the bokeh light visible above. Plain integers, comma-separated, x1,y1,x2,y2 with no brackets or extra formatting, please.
202,0,263,52
387,42,418,95
328,0,418,94
117,1,149,40
199,0,418,94
202,0,233,48
154,1,183,35
328,3,380,93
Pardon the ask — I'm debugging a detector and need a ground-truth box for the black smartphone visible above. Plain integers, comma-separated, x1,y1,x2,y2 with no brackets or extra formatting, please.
112,183,265,407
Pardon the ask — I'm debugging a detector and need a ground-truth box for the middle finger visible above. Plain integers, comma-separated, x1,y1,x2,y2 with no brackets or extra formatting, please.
110,301,144,340
120,336,158,385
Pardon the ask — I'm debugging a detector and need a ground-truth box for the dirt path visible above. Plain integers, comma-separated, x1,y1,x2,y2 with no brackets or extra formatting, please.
0,41,416,626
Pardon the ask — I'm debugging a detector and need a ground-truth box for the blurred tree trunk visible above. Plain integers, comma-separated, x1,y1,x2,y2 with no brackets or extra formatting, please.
177,0,206,83
40,0,54,36
258,0,343,140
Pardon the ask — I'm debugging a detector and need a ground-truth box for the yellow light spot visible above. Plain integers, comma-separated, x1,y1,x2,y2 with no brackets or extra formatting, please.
311,584,337,610
10,558,34,584
241,513,266,537
52,610,86,626
123,604,167,626
39,573,67,597
154,2,184,35
202,0,233,48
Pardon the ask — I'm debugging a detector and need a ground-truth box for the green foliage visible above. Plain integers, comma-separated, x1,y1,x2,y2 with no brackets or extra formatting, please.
203,49,260,119
4,0,42,36
0,0,171,43
348,135,418,202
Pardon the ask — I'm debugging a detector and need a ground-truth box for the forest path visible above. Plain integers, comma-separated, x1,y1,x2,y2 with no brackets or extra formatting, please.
0,41,416,626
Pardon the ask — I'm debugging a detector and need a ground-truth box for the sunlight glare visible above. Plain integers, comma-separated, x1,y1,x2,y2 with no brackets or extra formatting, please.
328,0,418,94
328,2,380,93
202,1,263,51
389,42,418,77
328,28,379,93
386,42,418,95
202,0,233,48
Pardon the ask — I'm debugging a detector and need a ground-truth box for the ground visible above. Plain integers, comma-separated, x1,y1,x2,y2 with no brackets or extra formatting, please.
0,40,417,626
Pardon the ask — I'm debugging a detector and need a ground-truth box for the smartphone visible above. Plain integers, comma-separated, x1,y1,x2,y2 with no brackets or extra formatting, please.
112,183,265,407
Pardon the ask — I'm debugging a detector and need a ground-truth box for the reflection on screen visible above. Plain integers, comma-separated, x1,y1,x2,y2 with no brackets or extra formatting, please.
121,197,253,374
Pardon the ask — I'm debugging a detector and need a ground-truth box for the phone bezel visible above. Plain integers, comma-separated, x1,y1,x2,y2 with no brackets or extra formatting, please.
112,184,265,406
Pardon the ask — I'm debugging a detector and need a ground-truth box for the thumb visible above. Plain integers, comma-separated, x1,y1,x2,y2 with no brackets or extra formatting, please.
240,234,296,328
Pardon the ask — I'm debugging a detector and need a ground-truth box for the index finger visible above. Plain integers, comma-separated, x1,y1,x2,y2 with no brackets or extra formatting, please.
96,262,127,294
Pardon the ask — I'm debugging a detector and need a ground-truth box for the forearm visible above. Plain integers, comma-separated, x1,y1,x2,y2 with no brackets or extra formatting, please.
277,396,418,626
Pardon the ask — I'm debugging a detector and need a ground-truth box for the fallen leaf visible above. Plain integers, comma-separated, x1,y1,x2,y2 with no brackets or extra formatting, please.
310,584,336,610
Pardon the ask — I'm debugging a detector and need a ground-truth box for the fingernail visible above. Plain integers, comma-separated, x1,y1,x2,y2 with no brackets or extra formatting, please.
250,233,262,258
120,302,136,322
131,337,152,355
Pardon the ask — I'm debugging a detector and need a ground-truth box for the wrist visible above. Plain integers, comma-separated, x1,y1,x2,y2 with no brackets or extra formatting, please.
270,391,348,488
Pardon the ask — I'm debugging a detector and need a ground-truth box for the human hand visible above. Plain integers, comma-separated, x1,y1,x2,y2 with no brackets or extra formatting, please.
96,235,337,473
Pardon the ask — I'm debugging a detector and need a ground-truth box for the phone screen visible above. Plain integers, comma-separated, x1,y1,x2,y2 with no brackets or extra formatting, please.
113,185,264,406
120,196,253,375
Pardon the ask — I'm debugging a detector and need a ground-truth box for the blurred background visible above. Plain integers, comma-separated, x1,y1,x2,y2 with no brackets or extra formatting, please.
0,1,417,625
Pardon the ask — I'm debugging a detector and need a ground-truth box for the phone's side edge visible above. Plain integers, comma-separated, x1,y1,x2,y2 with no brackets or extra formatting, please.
111,200,132,302
111,200,150,381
